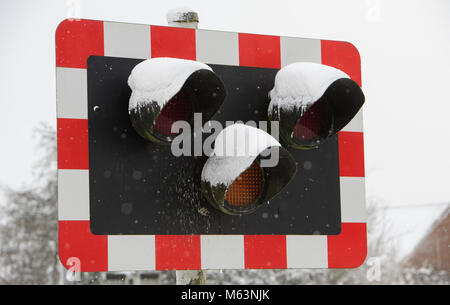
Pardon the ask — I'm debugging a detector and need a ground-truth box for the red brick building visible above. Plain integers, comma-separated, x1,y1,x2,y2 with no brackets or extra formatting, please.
406,206,449,270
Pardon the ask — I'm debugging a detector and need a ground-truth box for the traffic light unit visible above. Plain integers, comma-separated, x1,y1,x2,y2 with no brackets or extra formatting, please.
200,124,297,215
128,57,226,144
269,62,365,150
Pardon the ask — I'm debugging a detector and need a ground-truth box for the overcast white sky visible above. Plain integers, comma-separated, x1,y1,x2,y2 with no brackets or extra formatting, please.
1,0,449,214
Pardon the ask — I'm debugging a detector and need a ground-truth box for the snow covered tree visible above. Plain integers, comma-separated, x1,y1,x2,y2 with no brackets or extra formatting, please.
0,124,59,284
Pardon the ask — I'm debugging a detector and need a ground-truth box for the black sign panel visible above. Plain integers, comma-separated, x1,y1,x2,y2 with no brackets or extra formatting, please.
87,56,341,235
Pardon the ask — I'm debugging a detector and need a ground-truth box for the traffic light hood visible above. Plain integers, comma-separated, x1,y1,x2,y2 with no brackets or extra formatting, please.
201,124,297,215
128,57,226,144
268,62,365,149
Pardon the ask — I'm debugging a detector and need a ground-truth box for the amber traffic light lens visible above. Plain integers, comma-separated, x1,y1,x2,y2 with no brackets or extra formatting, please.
153,91,193,136
294,99,332,145
225,161,264,207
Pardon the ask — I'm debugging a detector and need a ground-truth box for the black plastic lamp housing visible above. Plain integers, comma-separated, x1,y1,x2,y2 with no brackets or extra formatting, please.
128,57,226,144
201,124,297,215
268,62,365,149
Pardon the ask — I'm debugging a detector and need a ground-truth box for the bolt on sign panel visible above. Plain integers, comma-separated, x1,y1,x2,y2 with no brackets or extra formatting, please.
56,19,367,271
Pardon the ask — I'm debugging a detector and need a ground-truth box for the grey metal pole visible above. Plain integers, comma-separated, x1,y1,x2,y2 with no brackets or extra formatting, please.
176,270,206,285
166,7,206,285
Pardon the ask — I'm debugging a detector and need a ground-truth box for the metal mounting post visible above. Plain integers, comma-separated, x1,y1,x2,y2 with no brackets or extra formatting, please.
166,7,205,285
176,270,206,285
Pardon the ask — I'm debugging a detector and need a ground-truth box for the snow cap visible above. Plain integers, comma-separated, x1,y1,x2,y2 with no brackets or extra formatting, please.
202,124,281,187
269,62,349,113
128,57,212,112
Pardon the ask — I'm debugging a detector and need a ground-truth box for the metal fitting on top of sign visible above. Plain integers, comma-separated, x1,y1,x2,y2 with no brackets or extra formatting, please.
167,8,199,28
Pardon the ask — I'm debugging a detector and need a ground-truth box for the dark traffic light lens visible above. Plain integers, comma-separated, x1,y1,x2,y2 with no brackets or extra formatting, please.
225,160,264,208
293,99,333,147
153,91,193,137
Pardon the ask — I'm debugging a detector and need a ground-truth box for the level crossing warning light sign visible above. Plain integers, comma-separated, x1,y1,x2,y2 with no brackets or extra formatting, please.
56,18,366,272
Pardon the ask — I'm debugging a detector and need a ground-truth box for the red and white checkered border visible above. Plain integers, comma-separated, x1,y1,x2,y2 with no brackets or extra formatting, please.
56,18,367,272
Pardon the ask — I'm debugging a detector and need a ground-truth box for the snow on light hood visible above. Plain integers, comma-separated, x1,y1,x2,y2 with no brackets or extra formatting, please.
269,62,349,113
127,57,212,112
201,124,281,187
